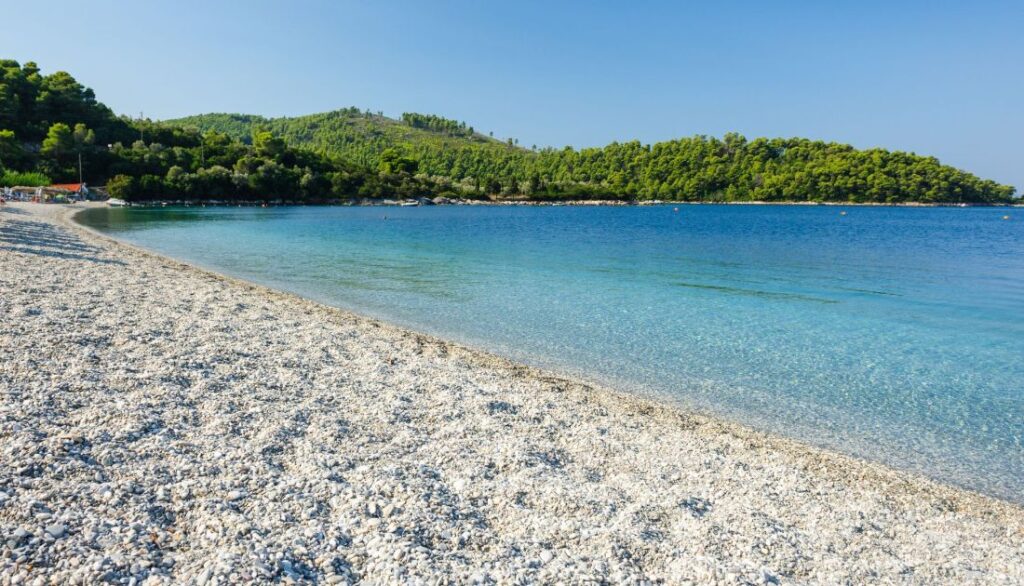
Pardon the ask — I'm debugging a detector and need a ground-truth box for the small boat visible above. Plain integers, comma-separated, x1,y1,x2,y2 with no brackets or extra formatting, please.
400,201,420,207
107,198,128,207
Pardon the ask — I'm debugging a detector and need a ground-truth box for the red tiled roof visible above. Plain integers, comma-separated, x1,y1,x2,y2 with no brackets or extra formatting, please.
49,183,85,192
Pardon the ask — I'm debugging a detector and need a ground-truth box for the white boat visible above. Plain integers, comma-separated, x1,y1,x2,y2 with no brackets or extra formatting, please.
107,198,128,207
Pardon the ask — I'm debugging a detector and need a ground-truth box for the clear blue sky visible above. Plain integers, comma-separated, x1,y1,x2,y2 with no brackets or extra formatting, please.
2,0,1021,190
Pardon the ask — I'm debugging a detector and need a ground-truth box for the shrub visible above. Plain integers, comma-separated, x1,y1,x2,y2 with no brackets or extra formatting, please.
0,170,51,187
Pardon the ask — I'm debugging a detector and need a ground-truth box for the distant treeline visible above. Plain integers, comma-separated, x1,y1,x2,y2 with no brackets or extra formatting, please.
103,132,465,202
169,111,1017,203
401,112,475,138
2,58,1017,203
0,60,460,201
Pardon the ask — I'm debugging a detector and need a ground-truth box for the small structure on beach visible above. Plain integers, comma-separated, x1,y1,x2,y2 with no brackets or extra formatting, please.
48,183,90,201
5,186,44,202
4,184,90,203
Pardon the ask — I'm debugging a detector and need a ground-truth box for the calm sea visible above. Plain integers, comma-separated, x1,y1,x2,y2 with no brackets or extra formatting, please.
78,204,1024,502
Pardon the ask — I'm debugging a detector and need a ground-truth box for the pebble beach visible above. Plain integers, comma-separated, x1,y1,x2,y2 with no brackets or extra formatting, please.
1,202,1022,585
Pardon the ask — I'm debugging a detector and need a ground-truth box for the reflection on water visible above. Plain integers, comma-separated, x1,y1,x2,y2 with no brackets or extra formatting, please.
78,204,1024,502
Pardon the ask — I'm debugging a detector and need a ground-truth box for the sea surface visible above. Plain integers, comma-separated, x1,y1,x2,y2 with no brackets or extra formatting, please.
78,204,1024,502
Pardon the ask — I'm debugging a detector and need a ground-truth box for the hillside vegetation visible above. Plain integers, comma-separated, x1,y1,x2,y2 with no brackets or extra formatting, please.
2,57,1015,203
0,60,459,202
166,110,1017,203
168,109,514,173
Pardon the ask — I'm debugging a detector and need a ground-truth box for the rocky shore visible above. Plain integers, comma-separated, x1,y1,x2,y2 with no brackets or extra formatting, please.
1,202,1022,585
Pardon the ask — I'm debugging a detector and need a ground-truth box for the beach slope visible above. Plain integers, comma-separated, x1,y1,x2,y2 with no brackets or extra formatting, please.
1,202,1021,584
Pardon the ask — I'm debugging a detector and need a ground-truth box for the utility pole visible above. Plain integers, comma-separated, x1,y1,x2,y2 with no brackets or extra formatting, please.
78,151,83,184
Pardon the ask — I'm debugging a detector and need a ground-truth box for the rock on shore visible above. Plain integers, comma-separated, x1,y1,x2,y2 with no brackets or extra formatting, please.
1,202,1022,585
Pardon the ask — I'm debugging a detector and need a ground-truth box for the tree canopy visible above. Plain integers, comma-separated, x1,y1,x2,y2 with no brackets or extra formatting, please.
0,60,459,199
1,58,1017,203
168,110,1017,203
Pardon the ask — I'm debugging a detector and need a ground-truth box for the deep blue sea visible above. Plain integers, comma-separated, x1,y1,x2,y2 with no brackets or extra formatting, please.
78,204,1024,502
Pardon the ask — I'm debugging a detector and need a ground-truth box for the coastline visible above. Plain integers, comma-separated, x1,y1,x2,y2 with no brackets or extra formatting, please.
2,202,1022,584
92,197,1023,208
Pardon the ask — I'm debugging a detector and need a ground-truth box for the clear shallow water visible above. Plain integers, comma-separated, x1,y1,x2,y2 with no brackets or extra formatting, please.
78,204,1024,502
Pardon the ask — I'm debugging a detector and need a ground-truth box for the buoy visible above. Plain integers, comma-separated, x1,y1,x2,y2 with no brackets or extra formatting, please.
1003,215,1010,220
673,207,679,212
840,211,847,216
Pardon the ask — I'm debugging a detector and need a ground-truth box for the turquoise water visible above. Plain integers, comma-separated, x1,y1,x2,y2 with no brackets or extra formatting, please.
78,205,1024,502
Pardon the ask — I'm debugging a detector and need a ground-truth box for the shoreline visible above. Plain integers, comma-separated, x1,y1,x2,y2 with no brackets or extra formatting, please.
2,202,1022,584
87,198,1023,208
66,204,1024,505
66,201,1021,504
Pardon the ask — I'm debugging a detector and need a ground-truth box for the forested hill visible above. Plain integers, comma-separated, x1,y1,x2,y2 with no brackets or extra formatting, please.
0,59,457,201
1,56,1015,203
166,109,516,171
166,110,1017,203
